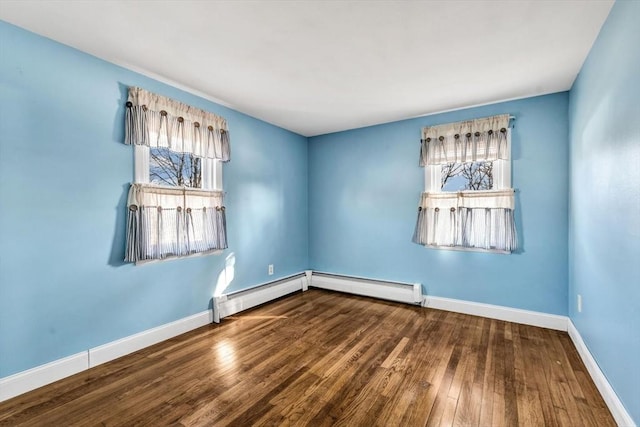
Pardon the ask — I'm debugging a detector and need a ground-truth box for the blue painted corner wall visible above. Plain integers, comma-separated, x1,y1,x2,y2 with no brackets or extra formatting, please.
308,93,570,316
0,21,309,377
568,0,640,423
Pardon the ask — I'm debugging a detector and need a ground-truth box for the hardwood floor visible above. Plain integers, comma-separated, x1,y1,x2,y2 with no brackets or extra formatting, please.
0,289,614,426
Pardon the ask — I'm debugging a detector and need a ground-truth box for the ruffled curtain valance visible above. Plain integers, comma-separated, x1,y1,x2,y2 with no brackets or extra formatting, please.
125,184,227,263
125,87,230,161
412,190,517,252
420,114,510,166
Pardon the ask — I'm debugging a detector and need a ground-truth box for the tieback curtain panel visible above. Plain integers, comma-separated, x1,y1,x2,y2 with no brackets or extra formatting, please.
420,114,510,166
125,86,230,161
412,190,517,252
125,184,227,263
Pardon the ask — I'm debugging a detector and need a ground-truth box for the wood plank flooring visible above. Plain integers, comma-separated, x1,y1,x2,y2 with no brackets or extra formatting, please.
0,289,615,426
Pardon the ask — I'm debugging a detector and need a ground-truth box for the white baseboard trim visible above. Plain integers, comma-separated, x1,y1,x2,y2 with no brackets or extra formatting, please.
213,273,307,322
0,309,212,403
0,273,312,402
0,351,89,402
424,295,568,331
310,272,422,305
568,320,636,427
89,310,212,367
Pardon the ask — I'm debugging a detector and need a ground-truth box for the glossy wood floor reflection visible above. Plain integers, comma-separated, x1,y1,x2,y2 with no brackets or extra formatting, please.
0,290,614,427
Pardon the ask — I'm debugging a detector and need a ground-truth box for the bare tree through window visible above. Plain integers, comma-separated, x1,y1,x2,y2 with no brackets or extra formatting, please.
441,161,493,191
150,148,202,188
441,163,464,189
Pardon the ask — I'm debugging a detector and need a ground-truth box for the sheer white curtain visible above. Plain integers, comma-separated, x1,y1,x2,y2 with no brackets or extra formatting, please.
419,114,510,166
125,184,227,263
412,190,517,251
125,86,230,161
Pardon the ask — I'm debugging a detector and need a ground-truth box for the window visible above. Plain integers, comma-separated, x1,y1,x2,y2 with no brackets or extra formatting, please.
150,147,202,188
123,86,230,264
413,114,517,253
134,145,222,191
129,145,225,262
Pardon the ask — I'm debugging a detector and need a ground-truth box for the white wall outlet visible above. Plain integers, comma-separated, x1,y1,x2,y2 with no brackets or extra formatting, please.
268,264,274,275
577,294,582,313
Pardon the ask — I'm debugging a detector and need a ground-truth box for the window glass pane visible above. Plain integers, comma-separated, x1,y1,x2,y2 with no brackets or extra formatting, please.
149,148,202,188
441,161,493,191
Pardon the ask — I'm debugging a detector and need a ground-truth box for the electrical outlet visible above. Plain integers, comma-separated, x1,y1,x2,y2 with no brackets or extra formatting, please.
577,294,582,313
268,264,274,275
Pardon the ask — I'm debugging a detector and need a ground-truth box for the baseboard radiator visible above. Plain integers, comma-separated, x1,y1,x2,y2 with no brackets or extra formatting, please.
213,272,310,323
310,272,423,305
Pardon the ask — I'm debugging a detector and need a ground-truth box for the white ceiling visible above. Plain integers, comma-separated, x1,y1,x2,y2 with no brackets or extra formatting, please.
1,1,613,137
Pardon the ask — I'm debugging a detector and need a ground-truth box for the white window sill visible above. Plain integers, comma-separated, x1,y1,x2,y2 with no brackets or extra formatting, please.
423,244,510,255
132,183,225,194
135,249,223,266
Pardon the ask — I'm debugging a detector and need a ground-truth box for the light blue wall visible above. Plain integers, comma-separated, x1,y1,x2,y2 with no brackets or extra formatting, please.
568,0,640,423
0,21,309,377
309,93,570,315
